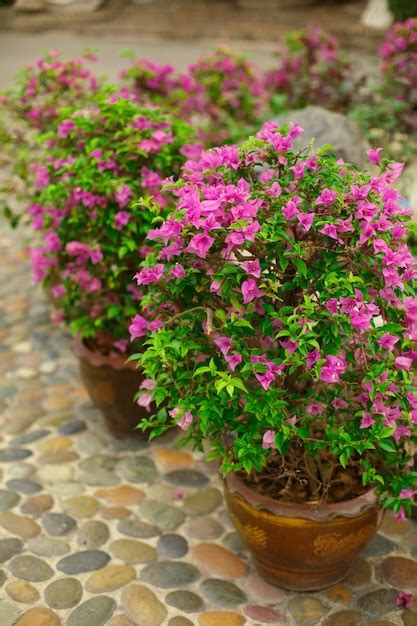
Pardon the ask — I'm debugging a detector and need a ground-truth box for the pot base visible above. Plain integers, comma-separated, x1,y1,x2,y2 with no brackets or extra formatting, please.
254,555,351,591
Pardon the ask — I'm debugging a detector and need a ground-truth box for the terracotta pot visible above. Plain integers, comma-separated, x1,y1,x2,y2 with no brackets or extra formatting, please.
224,473,382,591
73,338,150,438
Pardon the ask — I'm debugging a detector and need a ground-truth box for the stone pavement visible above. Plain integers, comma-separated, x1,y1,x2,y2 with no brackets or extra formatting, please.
0,204,417,625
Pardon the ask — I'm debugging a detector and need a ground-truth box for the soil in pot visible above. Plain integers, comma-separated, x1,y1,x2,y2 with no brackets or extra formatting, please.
73,338,151,439
224,453,382,591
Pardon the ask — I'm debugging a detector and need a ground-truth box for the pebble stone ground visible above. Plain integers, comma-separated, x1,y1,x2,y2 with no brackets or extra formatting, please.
0,223,417,626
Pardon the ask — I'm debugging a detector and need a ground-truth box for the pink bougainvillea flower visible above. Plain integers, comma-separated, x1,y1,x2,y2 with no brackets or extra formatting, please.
129,314,149,340
177,412,193,430
225,353,242,371
215,335,233,357
115,184,132,208
57,119,75,138
378,333,399,351
241,258,261,278
396,591,413,609
186,233,214,258
262,430,276,449
395,356,412,371
241,278,263,303
367,148,383,165
360,412,375,429
394,508,408,522
134,264,164,286
115,211,131,230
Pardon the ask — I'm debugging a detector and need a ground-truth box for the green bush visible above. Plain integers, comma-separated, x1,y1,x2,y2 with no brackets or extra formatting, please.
389,0,417,20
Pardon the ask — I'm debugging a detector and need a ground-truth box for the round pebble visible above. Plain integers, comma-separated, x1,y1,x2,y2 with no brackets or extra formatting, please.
117,456,158,483
164,469,209,488
78,520,110,548
57,550,110,574
6,480,41,494
117,517,160,538
67,596,116,626
85,565,136,593
49,482,85,497
27,537,70,557
62,496,98,518
6,580,40,603
222,532,246,555
58,420,86,435
139,499,185,531
198,612,245,626
0,448,32,462
121,584,168,626
0,489,20,511
140,560,199,588
200,579,247,608
381,556,417,587
154,449,194,469
183,487,223,516
166,590,204,612
0,512,41,538
0,538,23,562
288,597,329,625
0,602,21,626
14,607,60,626
9,430,50,446
322,611,365,626
192,543,248,579
80,470,120,487
344,557,372,586
157,533,188,558
38,465,74,484
44,577,83,609
80,455,117,472
9,555,54,582
362,534,398,557
357,589,399,619
95,485,145,506
186,518,224,540
21,494,54,517
42,512,77,536
110,539,157,564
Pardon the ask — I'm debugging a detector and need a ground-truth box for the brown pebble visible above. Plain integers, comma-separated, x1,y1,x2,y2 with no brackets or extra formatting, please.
101,507,132,520
198,612,245,626
381,556,417,587
86,565,136,593
37,436,72,453
6,580,40,603
324,585,352,606
154,449,194,469
0,512,41,538
14,607,60,626
192,542,248,579
108,616,135,626
95,486,145,506
21,495,54,518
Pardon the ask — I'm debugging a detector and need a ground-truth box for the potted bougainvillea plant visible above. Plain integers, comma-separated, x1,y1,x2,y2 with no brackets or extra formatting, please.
132,123,417,590
29,88,191,435
122,48,266,147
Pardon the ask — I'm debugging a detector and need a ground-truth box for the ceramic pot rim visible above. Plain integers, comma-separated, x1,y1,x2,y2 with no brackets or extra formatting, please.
72,337,136,371
225,472,379,521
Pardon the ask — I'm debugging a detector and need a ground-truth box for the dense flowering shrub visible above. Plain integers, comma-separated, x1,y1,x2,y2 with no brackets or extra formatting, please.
351,19,417,160
1,49,99,132
389,0,417,21
123,48,266,146
30,89,191,354
133,124,417,514
265,26,355,113
379,18,417,133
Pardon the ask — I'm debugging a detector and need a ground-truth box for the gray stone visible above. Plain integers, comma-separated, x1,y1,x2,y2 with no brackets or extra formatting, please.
57,550,110,574
0,448,32,462
357,587,400,618
200,578,247,608
271,106,370,167
186,517,224,540
79,455,117,472
118,517,160,539
0,538,23,562
117,456,158,483
27,537,70,557
183,487,223,516
58,420,86,435
168,619,193,626
140,499,185,531
403,610,417,626
67,596,116,626
140,560,200,588
6,480,41,494
80,470,120,487
9,430,50,446
42,512,77,536
0,602,21,626
222,531,246,554
9,555,54,581
45,577,83,609
77,521,110,548
166,590,204,612
362,533,398,557
164,470,209,488
0,489,20,511
157,533,188,558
